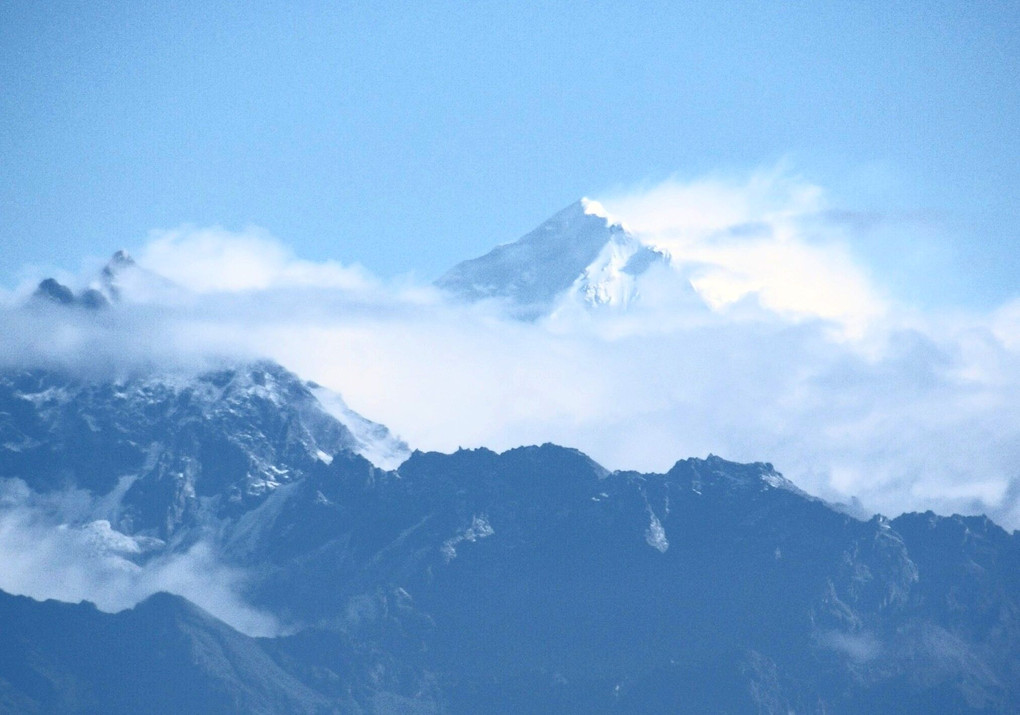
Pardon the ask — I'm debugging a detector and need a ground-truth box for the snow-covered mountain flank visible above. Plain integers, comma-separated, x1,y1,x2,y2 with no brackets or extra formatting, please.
436,199,673,318
0,361,408,539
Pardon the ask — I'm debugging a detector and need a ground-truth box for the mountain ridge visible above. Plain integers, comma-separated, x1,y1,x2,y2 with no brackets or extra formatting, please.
3,435,1016,712
0,360,408,539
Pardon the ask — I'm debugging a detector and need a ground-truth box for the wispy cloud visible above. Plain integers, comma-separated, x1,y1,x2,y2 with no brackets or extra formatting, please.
596,168,888,337
139,225,374,293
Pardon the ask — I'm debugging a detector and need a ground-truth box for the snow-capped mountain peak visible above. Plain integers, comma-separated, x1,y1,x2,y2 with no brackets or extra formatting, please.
436,199,670,318
439,197,888,337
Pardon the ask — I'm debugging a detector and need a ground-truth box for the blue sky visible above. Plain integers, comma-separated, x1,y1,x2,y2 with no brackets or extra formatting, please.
2,1,1018,306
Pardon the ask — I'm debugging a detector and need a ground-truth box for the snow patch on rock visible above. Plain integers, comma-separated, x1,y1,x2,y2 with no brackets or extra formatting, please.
645,509,669,553
441,514,495,563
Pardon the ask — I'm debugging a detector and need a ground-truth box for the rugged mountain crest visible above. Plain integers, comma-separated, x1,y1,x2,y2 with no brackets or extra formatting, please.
0,362,1016,711
0,361,408,538
32,277,109,310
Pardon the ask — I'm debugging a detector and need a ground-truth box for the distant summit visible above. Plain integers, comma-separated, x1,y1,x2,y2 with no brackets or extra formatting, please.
30,250,135,310
94,248,179,304
436,200,618,314
33,277,76,305
437,199,673,319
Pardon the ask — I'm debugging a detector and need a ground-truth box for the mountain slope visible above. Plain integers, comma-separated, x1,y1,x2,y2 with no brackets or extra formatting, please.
0,361,408,539
0,588,447,714
0,590,340,714
216,447,1020,712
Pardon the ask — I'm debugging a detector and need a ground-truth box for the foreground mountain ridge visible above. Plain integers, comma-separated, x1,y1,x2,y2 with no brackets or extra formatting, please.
1,441,1017,712
0,360,1017,712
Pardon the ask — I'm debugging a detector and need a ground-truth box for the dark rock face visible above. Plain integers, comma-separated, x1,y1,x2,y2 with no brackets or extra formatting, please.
229,448,1020,713
29,251,139,310
0,363,1017,712
32,278,109,309
0,590,355,714
34,278,76,305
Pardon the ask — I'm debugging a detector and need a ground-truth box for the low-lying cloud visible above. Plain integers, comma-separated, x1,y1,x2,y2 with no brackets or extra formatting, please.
0,479,282,636
2,167,1018,534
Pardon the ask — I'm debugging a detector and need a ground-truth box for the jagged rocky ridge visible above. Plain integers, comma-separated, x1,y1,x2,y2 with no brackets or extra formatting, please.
30,250,138,309
0,359,1017,712
237,447,1020,712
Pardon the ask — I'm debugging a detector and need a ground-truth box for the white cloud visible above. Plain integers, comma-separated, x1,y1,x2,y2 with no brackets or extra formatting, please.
254,299,1020,529
595,169,824,236
139,225,374,293
816,629,882,662
596,169,888,338
992,298,1020,350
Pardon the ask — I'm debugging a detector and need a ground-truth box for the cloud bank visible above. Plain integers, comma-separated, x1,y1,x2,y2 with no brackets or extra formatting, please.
592,168,887,338
2,167,1018,535
0,480,282,637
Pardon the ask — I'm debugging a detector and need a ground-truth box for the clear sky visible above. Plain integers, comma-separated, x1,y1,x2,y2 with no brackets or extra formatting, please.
2,1,1018,306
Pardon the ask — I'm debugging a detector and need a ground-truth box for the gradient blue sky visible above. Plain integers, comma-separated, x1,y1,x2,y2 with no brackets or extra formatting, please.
2,1,1018,306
